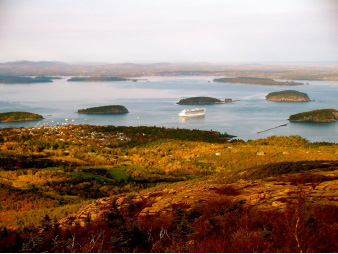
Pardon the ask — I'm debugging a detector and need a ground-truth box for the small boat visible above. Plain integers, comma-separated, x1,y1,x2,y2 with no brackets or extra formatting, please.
178,108,206,117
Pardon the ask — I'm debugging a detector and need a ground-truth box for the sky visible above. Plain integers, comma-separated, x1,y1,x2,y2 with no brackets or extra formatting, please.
0,0,337,63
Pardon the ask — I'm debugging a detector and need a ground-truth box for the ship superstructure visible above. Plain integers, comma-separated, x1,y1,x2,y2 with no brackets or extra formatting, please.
178,108,206,117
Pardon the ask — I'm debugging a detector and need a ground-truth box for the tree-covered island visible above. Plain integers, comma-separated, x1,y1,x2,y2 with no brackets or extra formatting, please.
78,105,129,114
177,96,225,105
0,112,43,122
289,109,338,123
214,77,304,86
0,75,57,84
266,90,310,102
67,77,127,82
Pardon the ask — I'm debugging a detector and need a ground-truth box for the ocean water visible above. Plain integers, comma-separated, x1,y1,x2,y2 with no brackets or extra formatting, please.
0,76,337,142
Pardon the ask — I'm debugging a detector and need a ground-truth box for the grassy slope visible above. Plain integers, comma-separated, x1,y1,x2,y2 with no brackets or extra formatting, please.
0,125,336,231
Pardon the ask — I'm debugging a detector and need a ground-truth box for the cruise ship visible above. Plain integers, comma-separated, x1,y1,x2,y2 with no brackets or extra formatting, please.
178,108,206,117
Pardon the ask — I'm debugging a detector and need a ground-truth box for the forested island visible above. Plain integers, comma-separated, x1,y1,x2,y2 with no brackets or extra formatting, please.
0,75,58,84
289,109,338,122
266,90,310,102
177,96,224,105
0,111,43,122
68,77,127,82
78,105,129,114
214,77,304,86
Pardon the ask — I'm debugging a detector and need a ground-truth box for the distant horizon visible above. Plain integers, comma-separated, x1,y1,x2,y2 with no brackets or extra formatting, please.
1,60,338,65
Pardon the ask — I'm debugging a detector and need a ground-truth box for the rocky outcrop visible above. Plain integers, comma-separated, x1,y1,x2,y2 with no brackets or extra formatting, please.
58,169,338,229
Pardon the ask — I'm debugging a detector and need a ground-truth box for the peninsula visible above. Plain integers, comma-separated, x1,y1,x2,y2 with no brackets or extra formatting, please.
78,105,129,114
67,77,127,82
214,77,304,86
177,96,224,105
266,90,310,102
289,109,338,123
0,112,43,122
0,75,56,84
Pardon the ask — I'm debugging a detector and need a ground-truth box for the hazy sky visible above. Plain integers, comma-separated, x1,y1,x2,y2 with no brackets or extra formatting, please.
0,0,337,63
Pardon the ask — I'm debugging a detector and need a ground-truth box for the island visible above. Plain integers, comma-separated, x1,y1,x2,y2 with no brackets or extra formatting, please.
266,90,310,102
177,96,224,105
213,77,304,86
289,109,338,123
0,75,56,84
77,105,129,114
0,112,43,122
68,77,127,82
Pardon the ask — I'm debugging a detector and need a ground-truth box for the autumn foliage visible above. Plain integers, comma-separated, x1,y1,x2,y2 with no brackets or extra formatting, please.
0,125,337,252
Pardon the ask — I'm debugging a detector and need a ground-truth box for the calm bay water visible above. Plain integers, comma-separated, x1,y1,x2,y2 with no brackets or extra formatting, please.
0,76,337,142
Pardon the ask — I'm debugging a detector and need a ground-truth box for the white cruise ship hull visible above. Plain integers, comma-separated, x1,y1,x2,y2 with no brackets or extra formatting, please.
178,108,206,117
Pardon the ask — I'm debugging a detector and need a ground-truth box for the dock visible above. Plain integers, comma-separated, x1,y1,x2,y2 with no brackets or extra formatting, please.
257,123,288,134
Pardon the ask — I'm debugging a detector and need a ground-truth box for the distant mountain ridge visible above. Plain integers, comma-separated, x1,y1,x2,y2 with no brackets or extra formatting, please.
0,61,337,80
0,60,69,66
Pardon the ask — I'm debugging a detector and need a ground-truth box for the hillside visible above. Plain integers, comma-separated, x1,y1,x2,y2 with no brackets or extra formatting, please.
0,125,336,252
214,77,304,86
1,61,337,81
177,96,223,105
78,105,129,114
289,109,338,123
0,111,43,122
59,162,338,252
266,90,310,102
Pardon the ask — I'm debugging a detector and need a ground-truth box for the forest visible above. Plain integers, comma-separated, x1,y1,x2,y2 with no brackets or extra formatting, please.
0,75,57,84
0,112,43,123
289,108,338,123
177,97,222,105
0,124,337,252
78,105,129,114
265,90,310,102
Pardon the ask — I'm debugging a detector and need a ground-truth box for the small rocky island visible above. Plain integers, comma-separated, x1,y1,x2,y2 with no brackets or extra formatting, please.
0,112,43,122
0,75,58,84
68,77,127,82
289,109,338,123
177,96,225,105
266,90,310,102
214,77,304,86
78,105,129,114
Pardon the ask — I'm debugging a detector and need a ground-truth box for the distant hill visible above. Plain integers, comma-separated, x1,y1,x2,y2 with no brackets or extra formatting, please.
289,109,338,122
68,77,127,82
266,90,310,102
78,105,129,114
0,61,337,80
0,60,68,66
214,77,304,86
177,96,223,105
0,112,43,122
